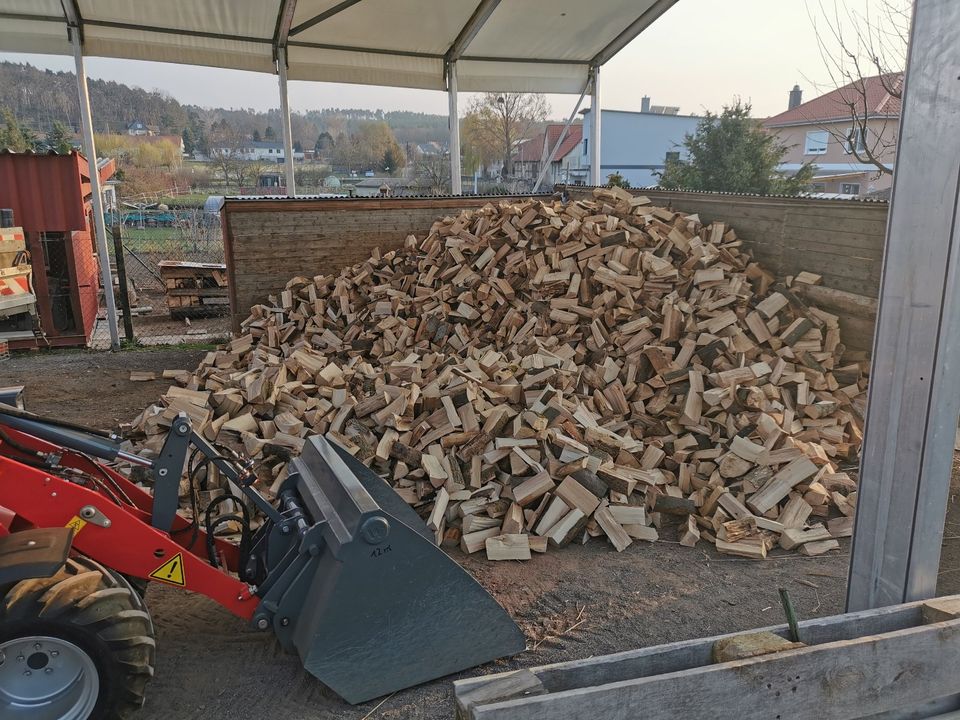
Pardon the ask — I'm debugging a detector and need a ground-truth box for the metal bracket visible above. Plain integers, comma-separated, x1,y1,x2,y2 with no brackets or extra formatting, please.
150,413,191,531
78,504,111,528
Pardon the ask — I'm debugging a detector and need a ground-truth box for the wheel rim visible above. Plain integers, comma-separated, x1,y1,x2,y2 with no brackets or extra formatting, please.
0,635,99,720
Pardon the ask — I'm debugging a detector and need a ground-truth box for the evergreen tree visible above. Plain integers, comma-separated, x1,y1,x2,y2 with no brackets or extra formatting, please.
0,108,35,152
43,121,74,153
264,125,276,140
252,128,261,142
182,126,195,154
382,146,401,172
658,100,815,195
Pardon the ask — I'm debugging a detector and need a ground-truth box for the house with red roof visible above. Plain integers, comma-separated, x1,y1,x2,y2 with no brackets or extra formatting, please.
513,123,585,188
765,74,902,197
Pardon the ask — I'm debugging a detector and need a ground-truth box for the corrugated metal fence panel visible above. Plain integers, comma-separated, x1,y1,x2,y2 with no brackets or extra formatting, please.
0,152,87,232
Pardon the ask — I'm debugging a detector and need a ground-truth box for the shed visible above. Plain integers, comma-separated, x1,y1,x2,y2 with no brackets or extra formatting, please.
0,150,116,348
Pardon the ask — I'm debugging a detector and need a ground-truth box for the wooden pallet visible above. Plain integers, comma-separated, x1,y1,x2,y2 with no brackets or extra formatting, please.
158,260,228,318
454,596,960,720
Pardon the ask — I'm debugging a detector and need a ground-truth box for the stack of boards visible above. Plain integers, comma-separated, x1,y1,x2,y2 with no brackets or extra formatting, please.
128,188,865,561
159,260,229,318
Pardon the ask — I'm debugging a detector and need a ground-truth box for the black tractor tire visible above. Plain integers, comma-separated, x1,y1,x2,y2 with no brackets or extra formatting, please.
0,555,156,719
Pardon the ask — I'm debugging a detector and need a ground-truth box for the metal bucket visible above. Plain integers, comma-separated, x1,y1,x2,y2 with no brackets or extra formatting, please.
251,437,526,704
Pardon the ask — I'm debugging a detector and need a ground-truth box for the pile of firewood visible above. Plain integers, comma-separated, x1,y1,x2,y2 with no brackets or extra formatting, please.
126,187,865,560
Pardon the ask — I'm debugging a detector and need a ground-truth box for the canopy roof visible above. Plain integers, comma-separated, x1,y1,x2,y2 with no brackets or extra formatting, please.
0,0,678,92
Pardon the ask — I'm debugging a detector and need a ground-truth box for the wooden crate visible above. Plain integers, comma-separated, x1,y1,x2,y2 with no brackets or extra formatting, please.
454,596,960,720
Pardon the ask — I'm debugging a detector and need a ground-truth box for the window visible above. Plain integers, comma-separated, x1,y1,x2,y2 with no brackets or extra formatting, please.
809,183,826,192
804,130,829,155
582,138,588,156
665,151,680,164
845,127,866,155
840,183,861,195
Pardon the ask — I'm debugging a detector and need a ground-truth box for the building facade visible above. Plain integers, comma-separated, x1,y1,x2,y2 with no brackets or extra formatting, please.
765,75,901,197
579,105,700,188
513,124,585,187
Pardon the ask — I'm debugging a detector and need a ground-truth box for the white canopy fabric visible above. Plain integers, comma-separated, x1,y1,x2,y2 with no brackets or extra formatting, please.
0,0,678,92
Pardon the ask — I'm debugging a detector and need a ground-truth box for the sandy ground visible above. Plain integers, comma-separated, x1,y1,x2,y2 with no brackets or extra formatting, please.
4,348,960,720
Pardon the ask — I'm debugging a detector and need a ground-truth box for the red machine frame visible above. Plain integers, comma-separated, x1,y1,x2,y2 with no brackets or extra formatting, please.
0,425,257,619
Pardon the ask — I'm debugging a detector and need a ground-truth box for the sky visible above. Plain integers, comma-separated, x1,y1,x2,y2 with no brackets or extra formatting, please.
0,0,893,120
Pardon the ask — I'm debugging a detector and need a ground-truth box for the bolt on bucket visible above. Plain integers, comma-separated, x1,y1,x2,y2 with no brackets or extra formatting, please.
251,437,525,704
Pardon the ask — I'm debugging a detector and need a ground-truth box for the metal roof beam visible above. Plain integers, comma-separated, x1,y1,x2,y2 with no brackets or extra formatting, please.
288,40,588,65
445,0,500,62
591,0,679,67
273,0,298,55
60,0,82,41
0,11,62,23
288,0,362,38
82,18,271,44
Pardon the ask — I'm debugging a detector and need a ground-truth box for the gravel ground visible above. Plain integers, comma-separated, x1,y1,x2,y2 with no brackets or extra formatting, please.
4,348,960,720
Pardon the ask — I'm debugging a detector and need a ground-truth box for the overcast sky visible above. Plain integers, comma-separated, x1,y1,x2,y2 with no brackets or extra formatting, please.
0,0,894,120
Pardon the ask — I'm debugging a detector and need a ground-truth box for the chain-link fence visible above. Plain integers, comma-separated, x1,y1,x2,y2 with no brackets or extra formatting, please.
89,206,232,348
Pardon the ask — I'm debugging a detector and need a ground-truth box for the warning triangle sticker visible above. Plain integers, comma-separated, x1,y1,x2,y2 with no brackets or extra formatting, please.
149,553,186,586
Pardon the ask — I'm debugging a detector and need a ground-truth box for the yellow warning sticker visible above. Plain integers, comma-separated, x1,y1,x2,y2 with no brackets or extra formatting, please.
65,516,87,534
149,553,186,587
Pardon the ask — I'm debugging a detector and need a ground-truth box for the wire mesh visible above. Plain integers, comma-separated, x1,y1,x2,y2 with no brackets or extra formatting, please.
89,206,231,348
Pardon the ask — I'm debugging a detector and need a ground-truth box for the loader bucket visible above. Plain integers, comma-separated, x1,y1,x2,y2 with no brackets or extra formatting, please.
254,437,526,704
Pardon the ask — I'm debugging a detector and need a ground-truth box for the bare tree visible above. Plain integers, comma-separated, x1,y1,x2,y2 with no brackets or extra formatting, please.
413,151,450,194
208,121,249,189
465,93,549,179
806,0,910,175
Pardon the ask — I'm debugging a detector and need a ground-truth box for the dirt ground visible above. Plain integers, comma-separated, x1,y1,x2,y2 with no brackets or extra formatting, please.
4,348,960,720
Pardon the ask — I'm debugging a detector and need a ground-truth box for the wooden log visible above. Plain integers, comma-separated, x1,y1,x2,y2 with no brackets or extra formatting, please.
486,534,532,561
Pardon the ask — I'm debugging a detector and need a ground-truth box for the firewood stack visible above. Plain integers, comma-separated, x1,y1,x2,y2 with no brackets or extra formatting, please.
126,187,866,560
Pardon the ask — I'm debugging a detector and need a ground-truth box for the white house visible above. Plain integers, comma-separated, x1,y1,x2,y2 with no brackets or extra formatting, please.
210,140,304,162
580,99,700,187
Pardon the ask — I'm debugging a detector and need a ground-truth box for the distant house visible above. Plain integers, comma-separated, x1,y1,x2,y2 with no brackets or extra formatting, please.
126,120,150,136
417,142,445,156
513,124,585,187
580,98,700,187
512,132,545,180
764,75,902,197
208,140,304,163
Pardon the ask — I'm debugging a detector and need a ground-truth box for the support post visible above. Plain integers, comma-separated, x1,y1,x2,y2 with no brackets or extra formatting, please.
110,220,135,343
448,62,462,195
71,28,120,350
590,65,602,186
846,0,960,611
277,47,296,197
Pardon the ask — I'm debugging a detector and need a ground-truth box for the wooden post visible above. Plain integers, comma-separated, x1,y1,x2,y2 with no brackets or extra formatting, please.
110,220,135,343
847,0,960,611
